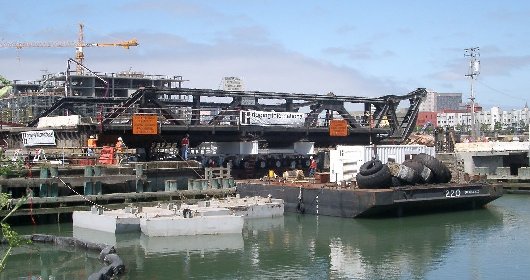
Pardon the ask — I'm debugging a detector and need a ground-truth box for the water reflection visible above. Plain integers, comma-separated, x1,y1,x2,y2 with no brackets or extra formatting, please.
4,242,101,279
2,205,512,280
232,208,505,280
321,208,504,279
140,233,244,256
73,226,140,247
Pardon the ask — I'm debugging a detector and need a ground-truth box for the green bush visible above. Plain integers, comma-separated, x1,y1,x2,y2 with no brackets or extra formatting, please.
0,161,25,178
0,193,30,271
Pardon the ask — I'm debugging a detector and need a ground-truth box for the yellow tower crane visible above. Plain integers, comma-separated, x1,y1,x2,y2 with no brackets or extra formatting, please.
0,23,138,74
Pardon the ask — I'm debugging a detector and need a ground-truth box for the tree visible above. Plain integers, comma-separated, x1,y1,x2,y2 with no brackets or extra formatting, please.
494,121,502,132
478,123,490,137
518,120,527,133
0,75,10,87
0,194,30,271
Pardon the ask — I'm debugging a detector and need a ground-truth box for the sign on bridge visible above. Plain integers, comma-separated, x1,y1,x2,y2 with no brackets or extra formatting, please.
21,130,56,146
239,110,305,127
132,114,158,135
223,77,244,91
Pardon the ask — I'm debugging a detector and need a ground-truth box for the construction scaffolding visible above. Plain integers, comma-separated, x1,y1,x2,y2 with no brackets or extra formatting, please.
0,72,186,124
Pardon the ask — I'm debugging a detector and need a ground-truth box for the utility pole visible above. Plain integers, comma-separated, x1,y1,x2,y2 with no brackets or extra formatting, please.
465,47,480,140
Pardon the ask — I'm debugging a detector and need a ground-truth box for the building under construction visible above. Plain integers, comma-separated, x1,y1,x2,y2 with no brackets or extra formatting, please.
0,71,185,124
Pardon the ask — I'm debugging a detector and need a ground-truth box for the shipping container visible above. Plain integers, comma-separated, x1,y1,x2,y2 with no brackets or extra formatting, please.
329,145,435,183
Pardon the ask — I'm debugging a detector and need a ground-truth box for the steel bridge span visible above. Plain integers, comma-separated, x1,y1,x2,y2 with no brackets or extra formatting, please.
27,87,426,151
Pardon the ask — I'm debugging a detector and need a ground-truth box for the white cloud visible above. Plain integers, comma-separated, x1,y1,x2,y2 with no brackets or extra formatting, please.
1,32,406,98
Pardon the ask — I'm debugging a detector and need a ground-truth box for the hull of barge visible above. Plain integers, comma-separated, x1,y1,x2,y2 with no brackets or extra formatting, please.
236,182,503,218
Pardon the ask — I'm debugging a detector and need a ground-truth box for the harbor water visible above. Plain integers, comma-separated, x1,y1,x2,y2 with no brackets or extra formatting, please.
3,194,530,279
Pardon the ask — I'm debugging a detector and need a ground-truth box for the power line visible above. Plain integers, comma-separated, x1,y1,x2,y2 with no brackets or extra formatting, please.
477,80,527,102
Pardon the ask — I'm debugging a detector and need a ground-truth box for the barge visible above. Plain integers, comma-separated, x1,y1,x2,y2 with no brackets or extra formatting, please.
236,181,503,218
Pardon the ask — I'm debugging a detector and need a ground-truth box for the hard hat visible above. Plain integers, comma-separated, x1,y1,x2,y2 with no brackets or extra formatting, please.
310,156,313,159
118,137,123,141
89,135,94,139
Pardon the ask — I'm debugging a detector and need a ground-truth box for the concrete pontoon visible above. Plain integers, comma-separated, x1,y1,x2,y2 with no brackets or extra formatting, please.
139,207,244,237
206,195,284,218
72,206,141,234
72,196,284,234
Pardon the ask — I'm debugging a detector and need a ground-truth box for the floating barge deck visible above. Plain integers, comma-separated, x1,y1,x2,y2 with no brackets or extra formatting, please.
236,181,503,218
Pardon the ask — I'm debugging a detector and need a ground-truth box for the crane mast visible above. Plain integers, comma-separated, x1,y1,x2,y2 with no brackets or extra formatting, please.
0,23,138,74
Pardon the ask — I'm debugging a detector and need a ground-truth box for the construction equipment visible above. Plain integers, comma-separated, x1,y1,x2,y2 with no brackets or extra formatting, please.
405,121,435,146
0,23,138,74
420,121,433,134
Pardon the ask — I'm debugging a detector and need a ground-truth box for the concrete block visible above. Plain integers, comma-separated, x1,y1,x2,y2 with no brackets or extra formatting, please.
140,214,244,237
40,167,49,179
135,164,143,177
49,183,59,197
84,166,94,177
135,180,144,193
518,167,530,178
192,179,208,190
474,167,489,175
39,183,48,197
94,181,102,195
495,167,511,176
49,166,59,177
210,178,220,189
165,180,177,192
143,181,152,192
221,178,231,189
84,181,94,195
93,165,102,176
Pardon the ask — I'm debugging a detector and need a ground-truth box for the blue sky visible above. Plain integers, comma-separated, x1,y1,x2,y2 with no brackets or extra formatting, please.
1,0,530,109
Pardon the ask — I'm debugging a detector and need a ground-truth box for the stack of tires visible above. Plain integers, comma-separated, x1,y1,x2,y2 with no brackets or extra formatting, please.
355,159,393,189
355,153,452,189
412,153,452,184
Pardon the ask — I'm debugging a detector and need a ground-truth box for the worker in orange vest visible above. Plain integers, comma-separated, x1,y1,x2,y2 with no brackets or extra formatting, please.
308,156,317,177
115,137,125,152
87,135,98,157
115,137,126,164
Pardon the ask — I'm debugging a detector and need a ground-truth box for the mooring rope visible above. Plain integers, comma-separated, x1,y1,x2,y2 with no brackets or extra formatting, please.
54,176,111,211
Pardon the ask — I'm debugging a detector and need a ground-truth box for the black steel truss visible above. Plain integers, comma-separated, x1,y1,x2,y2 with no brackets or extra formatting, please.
27,87,426,145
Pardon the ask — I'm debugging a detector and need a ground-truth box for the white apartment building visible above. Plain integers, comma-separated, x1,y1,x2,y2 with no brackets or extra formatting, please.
437,105,529,131
437,112,471,128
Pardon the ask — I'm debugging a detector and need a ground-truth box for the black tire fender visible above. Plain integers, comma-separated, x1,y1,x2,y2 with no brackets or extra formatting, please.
359,160,384,176
413,153,451,183
391,176,403,187
356,164,393,189
395,164,418,184
402,160,428,183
